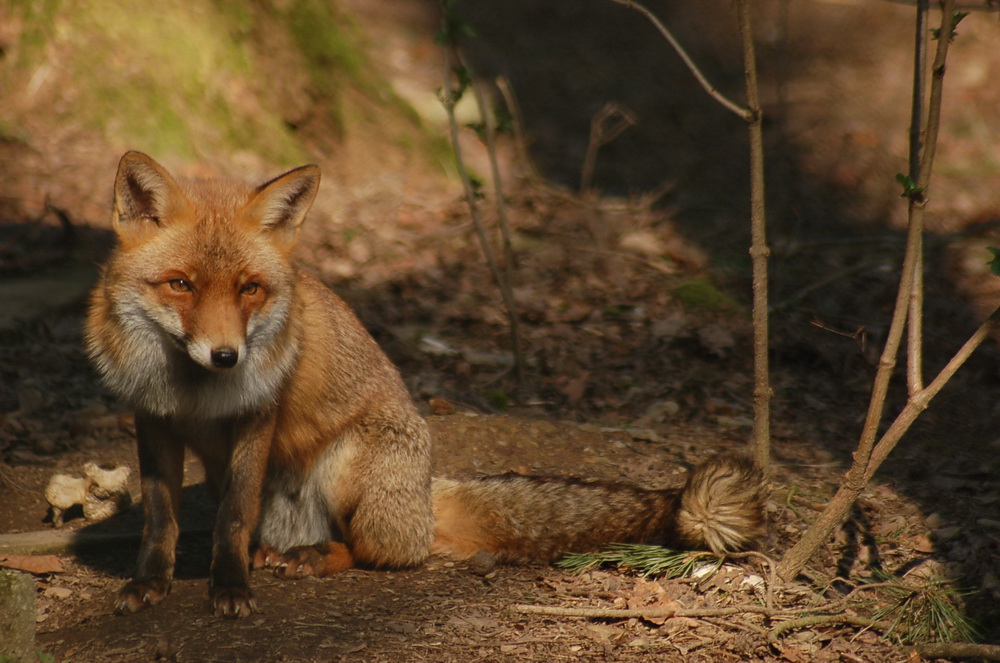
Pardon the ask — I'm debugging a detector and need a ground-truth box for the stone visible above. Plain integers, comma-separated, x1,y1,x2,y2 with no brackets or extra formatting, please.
0,569,36,662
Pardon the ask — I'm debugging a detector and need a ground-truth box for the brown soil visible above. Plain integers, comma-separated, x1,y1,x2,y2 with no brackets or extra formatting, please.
3,0,1000,661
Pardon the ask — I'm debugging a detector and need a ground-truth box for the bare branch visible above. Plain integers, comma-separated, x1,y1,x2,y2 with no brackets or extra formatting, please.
768,614,906,644
864,305,999,482
907,643,1000,661
440,43,526,394
883,0,998,12
458,54,527,388
906,0,928,396
580,103,637,194
735,0,772,475
495,76,537,178
777,0,961,582
514,603,779,620
606,0,751,121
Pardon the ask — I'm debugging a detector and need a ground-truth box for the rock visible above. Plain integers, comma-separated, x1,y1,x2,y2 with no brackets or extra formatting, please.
43,586,72,600
82,462,132,522
0,569,36,662
932,525,962,541
468,550,497,576
44,463,132,527
619,230,665,256
635,400,680,427
44,474,89,528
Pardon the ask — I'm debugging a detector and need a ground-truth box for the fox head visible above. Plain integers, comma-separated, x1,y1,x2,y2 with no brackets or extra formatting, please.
87,151,321,417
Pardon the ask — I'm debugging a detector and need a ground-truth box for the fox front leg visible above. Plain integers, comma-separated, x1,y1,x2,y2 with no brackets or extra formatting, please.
207,416,273,618
116,415,184,614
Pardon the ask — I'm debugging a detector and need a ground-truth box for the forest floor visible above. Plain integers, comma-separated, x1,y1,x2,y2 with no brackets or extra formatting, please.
2,0,1000,661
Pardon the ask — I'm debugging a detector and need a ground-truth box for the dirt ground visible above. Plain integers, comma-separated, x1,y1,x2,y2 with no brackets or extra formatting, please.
0,409,919,663
3,0,1000,661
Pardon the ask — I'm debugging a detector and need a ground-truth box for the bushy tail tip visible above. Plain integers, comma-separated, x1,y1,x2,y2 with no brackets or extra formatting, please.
675,455,767,554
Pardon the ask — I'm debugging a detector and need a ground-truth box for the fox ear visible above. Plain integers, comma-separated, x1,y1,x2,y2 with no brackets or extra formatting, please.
246,165,321,248
112,151,188,239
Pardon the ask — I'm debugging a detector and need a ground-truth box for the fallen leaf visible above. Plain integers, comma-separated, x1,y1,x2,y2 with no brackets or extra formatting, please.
557,371,590,402
43,586,72,599
429,397,456,415
696,323,735,357
910,534,935,554
0,554,64,575
625,578,677,625
779,646,810,663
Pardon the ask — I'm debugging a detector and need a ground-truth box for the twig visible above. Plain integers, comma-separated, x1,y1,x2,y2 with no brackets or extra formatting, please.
908,0,928,185
606,0,750,121
768,614,898,644
906,643,1000,661
580,102,637,194
495,76,538,179
863,304,1000,482
770,260,882,312
720,550,779,612
802,580,929,616
458,53,526,389
883,0,999,11
703,615,769,637
513,603,779,620
438,11,526,396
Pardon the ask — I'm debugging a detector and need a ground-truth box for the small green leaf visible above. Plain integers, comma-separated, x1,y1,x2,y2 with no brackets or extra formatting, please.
895,173,925,199
435,9,476,46
493,104,514,134
465,121,486,140
469,175,485,197
931,10,969,42
455,66,472,92
486,388,510,411
986,247,1000,276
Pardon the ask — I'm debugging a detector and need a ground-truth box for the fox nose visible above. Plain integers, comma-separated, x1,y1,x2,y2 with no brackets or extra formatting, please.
211,347,239,368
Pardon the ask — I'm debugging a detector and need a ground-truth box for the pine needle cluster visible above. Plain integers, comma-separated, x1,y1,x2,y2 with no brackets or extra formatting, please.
861,571,978,645
557,543,721,579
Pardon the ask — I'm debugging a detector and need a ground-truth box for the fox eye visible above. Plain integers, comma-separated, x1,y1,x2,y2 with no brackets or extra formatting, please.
168,279,192,293
241,282,260,296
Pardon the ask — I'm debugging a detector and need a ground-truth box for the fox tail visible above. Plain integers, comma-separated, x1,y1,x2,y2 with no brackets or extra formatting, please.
430,454,766,563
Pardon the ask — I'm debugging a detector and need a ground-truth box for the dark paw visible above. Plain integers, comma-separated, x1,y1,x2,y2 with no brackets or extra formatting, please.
273,558,317,579
115,578,171,614
210,584,257,619
251,544,283,570
254,545,319,578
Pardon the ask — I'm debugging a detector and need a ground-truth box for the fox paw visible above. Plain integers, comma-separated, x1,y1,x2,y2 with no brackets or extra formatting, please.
115,578,170,614
265,546,324,579
210,584,257,619
253,542,353,578
251,544,285,571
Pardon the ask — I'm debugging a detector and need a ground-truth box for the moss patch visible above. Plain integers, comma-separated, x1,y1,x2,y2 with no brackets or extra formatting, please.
673,279,741,313
0,0,442,170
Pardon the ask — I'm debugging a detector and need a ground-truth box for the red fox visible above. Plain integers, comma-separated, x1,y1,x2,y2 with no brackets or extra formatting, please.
86,151,766,618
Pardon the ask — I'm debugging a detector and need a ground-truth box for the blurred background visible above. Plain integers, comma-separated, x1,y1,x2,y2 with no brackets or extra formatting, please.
1,0,1000,650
